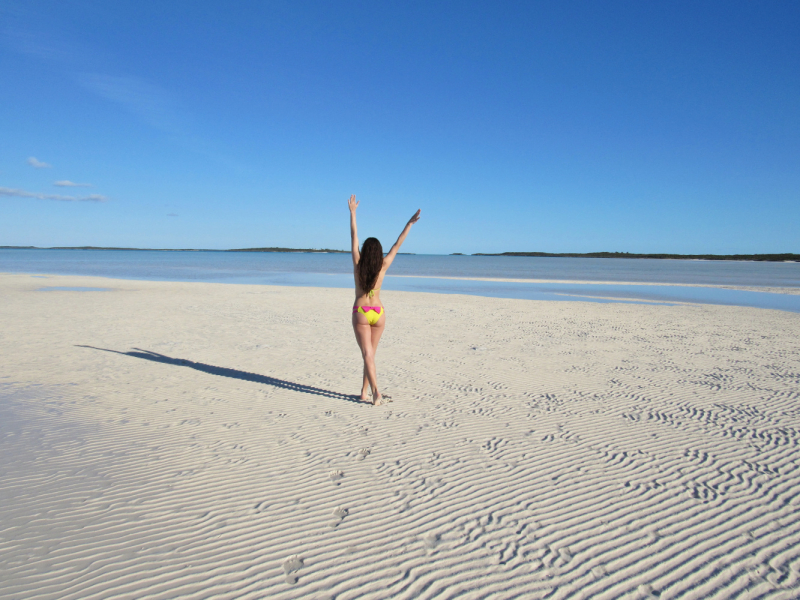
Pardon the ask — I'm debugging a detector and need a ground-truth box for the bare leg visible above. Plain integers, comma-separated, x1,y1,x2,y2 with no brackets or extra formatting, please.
361,320,386,398
353,312,386,403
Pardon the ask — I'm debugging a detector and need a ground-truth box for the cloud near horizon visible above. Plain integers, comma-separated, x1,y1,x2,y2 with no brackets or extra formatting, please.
0,186,107,202
27,156,51,168
54,180,92,187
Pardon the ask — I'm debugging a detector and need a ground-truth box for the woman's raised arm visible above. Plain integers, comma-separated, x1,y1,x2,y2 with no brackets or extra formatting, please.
383,209,421,270
348,195,360,266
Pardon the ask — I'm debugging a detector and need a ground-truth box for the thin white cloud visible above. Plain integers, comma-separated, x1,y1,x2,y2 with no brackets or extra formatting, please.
54,180,92,187
167,213,179,217
27,156,51,168
75,73,238,167
0,7,81,63
2,20,178,132
76,73,181,133
0,186,107,202
3,20,237,168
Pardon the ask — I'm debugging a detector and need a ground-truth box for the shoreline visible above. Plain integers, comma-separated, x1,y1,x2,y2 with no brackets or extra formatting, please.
8,269,800,294
389,273,800,295
7,271,800,316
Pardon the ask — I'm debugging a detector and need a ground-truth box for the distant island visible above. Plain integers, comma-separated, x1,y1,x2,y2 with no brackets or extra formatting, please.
0,246,419,255
471,252,800,262
0,245,347,253
228,247,347,253
1,247,796,261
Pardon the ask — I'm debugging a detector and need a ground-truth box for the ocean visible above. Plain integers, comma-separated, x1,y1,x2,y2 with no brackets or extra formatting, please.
2,249,800,312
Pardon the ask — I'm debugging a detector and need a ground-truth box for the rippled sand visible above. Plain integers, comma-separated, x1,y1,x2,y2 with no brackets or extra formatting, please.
2,272,799,599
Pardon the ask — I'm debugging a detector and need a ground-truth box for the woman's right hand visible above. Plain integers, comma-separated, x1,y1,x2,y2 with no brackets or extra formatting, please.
348,194,359,212
408,209,421,225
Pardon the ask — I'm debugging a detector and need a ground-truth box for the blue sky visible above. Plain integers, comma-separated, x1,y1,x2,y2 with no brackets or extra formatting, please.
1,1,798,254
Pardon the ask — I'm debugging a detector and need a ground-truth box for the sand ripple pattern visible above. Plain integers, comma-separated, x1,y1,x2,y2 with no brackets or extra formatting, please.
1,273,800,599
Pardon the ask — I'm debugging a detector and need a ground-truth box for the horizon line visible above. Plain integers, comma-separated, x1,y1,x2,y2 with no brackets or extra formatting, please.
1,246,798,262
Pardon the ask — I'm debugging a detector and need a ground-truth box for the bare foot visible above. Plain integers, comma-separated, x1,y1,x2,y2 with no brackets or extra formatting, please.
372,393,391,406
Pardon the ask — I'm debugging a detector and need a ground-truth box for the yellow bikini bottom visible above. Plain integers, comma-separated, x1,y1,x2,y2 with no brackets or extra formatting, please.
353,305,383,325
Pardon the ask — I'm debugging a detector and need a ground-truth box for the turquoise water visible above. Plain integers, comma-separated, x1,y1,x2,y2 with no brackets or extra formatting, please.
3,249,800,312
3,248,800,286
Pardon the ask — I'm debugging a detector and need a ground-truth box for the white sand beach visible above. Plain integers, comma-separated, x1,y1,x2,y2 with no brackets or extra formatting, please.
1,272,799,599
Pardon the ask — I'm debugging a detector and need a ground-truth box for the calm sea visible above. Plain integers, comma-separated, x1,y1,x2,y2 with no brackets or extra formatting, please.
2,249,800,312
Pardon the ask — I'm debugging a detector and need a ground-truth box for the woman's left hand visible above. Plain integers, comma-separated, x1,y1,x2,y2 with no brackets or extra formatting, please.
408,209,421,225
348,195,359,212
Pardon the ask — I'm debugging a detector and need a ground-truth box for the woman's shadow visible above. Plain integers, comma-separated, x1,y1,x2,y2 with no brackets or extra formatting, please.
76,345,362,403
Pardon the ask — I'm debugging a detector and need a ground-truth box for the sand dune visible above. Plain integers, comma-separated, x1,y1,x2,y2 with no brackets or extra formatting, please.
1,272,799,599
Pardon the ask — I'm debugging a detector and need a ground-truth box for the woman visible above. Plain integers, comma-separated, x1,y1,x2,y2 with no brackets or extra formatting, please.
349,194,421,404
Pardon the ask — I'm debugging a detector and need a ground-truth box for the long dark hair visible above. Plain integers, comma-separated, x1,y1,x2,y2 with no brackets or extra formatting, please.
358,237,383,293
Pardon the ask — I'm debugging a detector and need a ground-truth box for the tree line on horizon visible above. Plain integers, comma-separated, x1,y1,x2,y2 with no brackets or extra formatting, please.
2,246,798,261
467,252,799,261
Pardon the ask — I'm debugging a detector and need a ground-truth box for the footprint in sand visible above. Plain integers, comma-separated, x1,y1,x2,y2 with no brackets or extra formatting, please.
557,547,573,562
328,506,349,528
329,470,344,484
637,584,660,598
591,565,606,578
357,448,371,461
282,555,304,584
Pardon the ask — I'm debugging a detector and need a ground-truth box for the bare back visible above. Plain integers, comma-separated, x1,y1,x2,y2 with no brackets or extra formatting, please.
353,263,388,306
